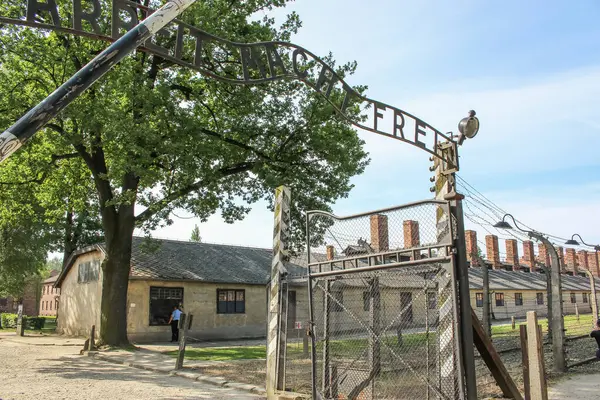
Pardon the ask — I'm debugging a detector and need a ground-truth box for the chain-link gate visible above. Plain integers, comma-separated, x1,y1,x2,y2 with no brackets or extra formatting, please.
305,200,464,400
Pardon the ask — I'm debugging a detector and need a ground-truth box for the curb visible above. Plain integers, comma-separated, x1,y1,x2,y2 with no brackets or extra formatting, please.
92,353,266,396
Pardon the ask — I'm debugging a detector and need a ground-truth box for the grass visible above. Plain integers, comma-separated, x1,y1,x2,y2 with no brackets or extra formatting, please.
167,345,267,361
492,313,593,337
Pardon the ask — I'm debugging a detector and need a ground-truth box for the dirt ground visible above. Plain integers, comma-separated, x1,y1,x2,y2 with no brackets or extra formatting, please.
0,338,263,400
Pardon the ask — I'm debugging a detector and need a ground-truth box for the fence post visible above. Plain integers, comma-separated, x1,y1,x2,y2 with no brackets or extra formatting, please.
575,304,579,321
512,316,516,330
519,325,530,400
15,304,24,336
266,186,291,398
583,269,598,323
175,313,189,370
526,311,548,400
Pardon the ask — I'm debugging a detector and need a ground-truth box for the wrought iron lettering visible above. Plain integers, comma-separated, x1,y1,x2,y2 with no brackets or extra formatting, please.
3,0,458,166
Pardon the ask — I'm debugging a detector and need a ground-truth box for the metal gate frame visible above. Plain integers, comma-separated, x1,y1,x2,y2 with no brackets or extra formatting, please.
305,199,467,400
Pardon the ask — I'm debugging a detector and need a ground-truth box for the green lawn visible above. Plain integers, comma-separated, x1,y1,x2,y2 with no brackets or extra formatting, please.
491,313,593,337
167,345,267,361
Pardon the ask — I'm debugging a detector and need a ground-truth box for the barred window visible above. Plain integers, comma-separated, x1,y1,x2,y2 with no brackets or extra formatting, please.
476,293,483,308
495,293,504,307
536,293,544,305
78,261,100,283
570,293,577,303
149,287,183,325
515,293,523,306
583,293,588,303
217,289,245,314
331,291,344,312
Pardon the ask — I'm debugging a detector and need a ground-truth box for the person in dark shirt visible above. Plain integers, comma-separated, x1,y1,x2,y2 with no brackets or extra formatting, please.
591,319,600,359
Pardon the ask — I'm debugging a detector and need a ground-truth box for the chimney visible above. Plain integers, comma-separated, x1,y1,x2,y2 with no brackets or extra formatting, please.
565,248,577,275
403,220,420,248
522,240,535,272
370,214,389,252
590,252,600,277
578,250,589,274
538,243,550,267
465,230,478,266
505,239,519,271
485,235,501,269
555,246,565,272
326,245,335,261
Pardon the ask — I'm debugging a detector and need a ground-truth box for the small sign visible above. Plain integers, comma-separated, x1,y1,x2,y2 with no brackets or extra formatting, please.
295,321,302,329
130,303,136,308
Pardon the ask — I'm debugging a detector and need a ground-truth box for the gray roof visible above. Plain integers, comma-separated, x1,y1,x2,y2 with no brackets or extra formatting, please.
57,237,307,287
468,267,596,291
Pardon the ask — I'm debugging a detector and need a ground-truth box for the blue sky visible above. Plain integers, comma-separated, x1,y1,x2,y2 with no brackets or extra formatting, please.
151,0,600,257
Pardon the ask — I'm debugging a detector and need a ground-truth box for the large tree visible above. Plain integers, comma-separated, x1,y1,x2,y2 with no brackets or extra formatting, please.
0,0,368,345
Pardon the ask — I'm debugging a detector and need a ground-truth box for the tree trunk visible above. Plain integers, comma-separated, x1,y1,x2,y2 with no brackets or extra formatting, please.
99,223,135,346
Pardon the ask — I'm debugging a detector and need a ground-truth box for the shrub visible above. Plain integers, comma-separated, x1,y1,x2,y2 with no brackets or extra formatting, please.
0,313,18,328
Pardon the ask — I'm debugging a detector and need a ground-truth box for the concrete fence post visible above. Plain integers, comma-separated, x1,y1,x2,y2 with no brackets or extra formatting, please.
526,311,548,400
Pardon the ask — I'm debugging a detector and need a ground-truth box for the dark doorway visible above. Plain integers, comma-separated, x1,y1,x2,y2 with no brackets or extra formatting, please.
287,290,297,335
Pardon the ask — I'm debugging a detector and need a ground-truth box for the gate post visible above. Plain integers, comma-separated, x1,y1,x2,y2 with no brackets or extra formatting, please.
434,142,477,399
266,185,291,397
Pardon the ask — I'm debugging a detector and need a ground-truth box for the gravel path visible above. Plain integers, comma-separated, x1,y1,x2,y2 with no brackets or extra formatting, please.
549,373,600,400
0,339,263,400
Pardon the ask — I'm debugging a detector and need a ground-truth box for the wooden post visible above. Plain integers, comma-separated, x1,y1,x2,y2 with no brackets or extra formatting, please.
520,325,530,400
575,304,580,321
302,330,309,359
175,313,189,370
15,304,24,336
266,186,291,397
512,316,516,330
471,308,523,400
526,311,548,400
482,259,492,337
90,325,96,351
588,270,599,324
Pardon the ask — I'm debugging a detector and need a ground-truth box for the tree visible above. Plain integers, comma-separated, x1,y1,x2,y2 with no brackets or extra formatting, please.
0,0,369,345
190,225,202,243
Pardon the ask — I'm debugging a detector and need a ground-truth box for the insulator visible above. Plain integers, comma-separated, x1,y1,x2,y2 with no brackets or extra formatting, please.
429,186,436,192
429,166,435,172
429,157,434,161
429,176,435,182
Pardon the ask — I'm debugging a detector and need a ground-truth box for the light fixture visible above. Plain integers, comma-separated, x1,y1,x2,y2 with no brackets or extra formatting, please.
493,214,517,230
457,110,480,145
566,234,600,251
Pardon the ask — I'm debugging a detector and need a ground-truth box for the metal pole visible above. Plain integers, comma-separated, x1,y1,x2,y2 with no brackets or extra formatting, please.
582,269,598,324
0,0,197,163
481,256,491,338
533,234,565,372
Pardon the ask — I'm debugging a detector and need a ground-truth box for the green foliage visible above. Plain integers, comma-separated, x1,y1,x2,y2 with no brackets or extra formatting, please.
0,0,369,343
0,313,56,330
190,225,202,243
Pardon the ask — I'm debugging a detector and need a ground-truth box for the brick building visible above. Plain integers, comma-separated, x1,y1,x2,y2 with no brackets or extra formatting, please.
39,271,60,316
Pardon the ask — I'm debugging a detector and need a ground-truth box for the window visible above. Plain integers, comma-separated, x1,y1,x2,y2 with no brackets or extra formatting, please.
427,291,437,310
536,293,544,305
476,293,483,308
515,293,523,306
217,289,246,314
42,286,46,295
55,300,59,310
49,300,52,310
41,301,44,310
149,287,183,325
331,291,343,312
363,291,370,311
78,261,100,283
495,293,505,307
583,293,589,303
570,293,577,304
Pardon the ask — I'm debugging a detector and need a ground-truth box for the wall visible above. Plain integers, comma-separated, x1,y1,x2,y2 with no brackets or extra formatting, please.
470,289,593,320
126,280,309,343
56,251,104,338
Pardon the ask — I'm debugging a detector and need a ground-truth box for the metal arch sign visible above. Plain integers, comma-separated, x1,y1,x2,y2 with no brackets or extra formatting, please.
0,0,459,168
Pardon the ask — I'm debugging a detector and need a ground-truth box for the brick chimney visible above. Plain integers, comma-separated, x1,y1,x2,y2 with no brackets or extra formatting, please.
565,248,578,274
578,250,589,273
538,243,550,267
403,220,420,248
505,239,519,271
326,245,335,261
522,240,535,272
485,235,501,269
555,246,565,273
590,252,600,277
465,230,478,266
370,214,389,252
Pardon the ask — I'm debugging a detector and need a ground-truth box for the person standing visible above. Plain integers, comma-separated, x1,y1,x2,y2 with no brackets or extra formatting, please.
590,318,600,359
168,305,182,342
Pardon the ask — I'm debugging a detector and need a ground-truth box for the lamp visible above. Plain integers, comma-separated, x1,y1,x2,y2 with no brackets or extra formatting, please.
566,233,600,251
457,110,480,145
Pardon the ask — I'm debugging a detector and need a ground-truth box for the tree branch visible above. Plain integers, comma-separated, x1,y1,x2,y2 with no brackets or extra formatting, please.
0,153,79,185
135,161,256,224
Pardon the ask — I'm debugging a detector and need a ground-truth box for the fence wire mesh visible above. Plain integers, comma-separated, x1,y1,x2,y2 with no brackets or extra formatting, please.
303,200,460,400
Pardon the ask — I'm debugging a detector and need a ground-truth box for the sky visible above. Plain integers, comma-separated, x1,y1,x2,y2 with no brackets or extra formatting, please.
147,0,600,260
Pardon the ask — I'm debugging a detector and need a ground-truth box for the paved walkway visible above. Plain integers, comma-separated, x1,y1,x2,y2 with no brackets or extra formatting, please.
549,373,600,400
